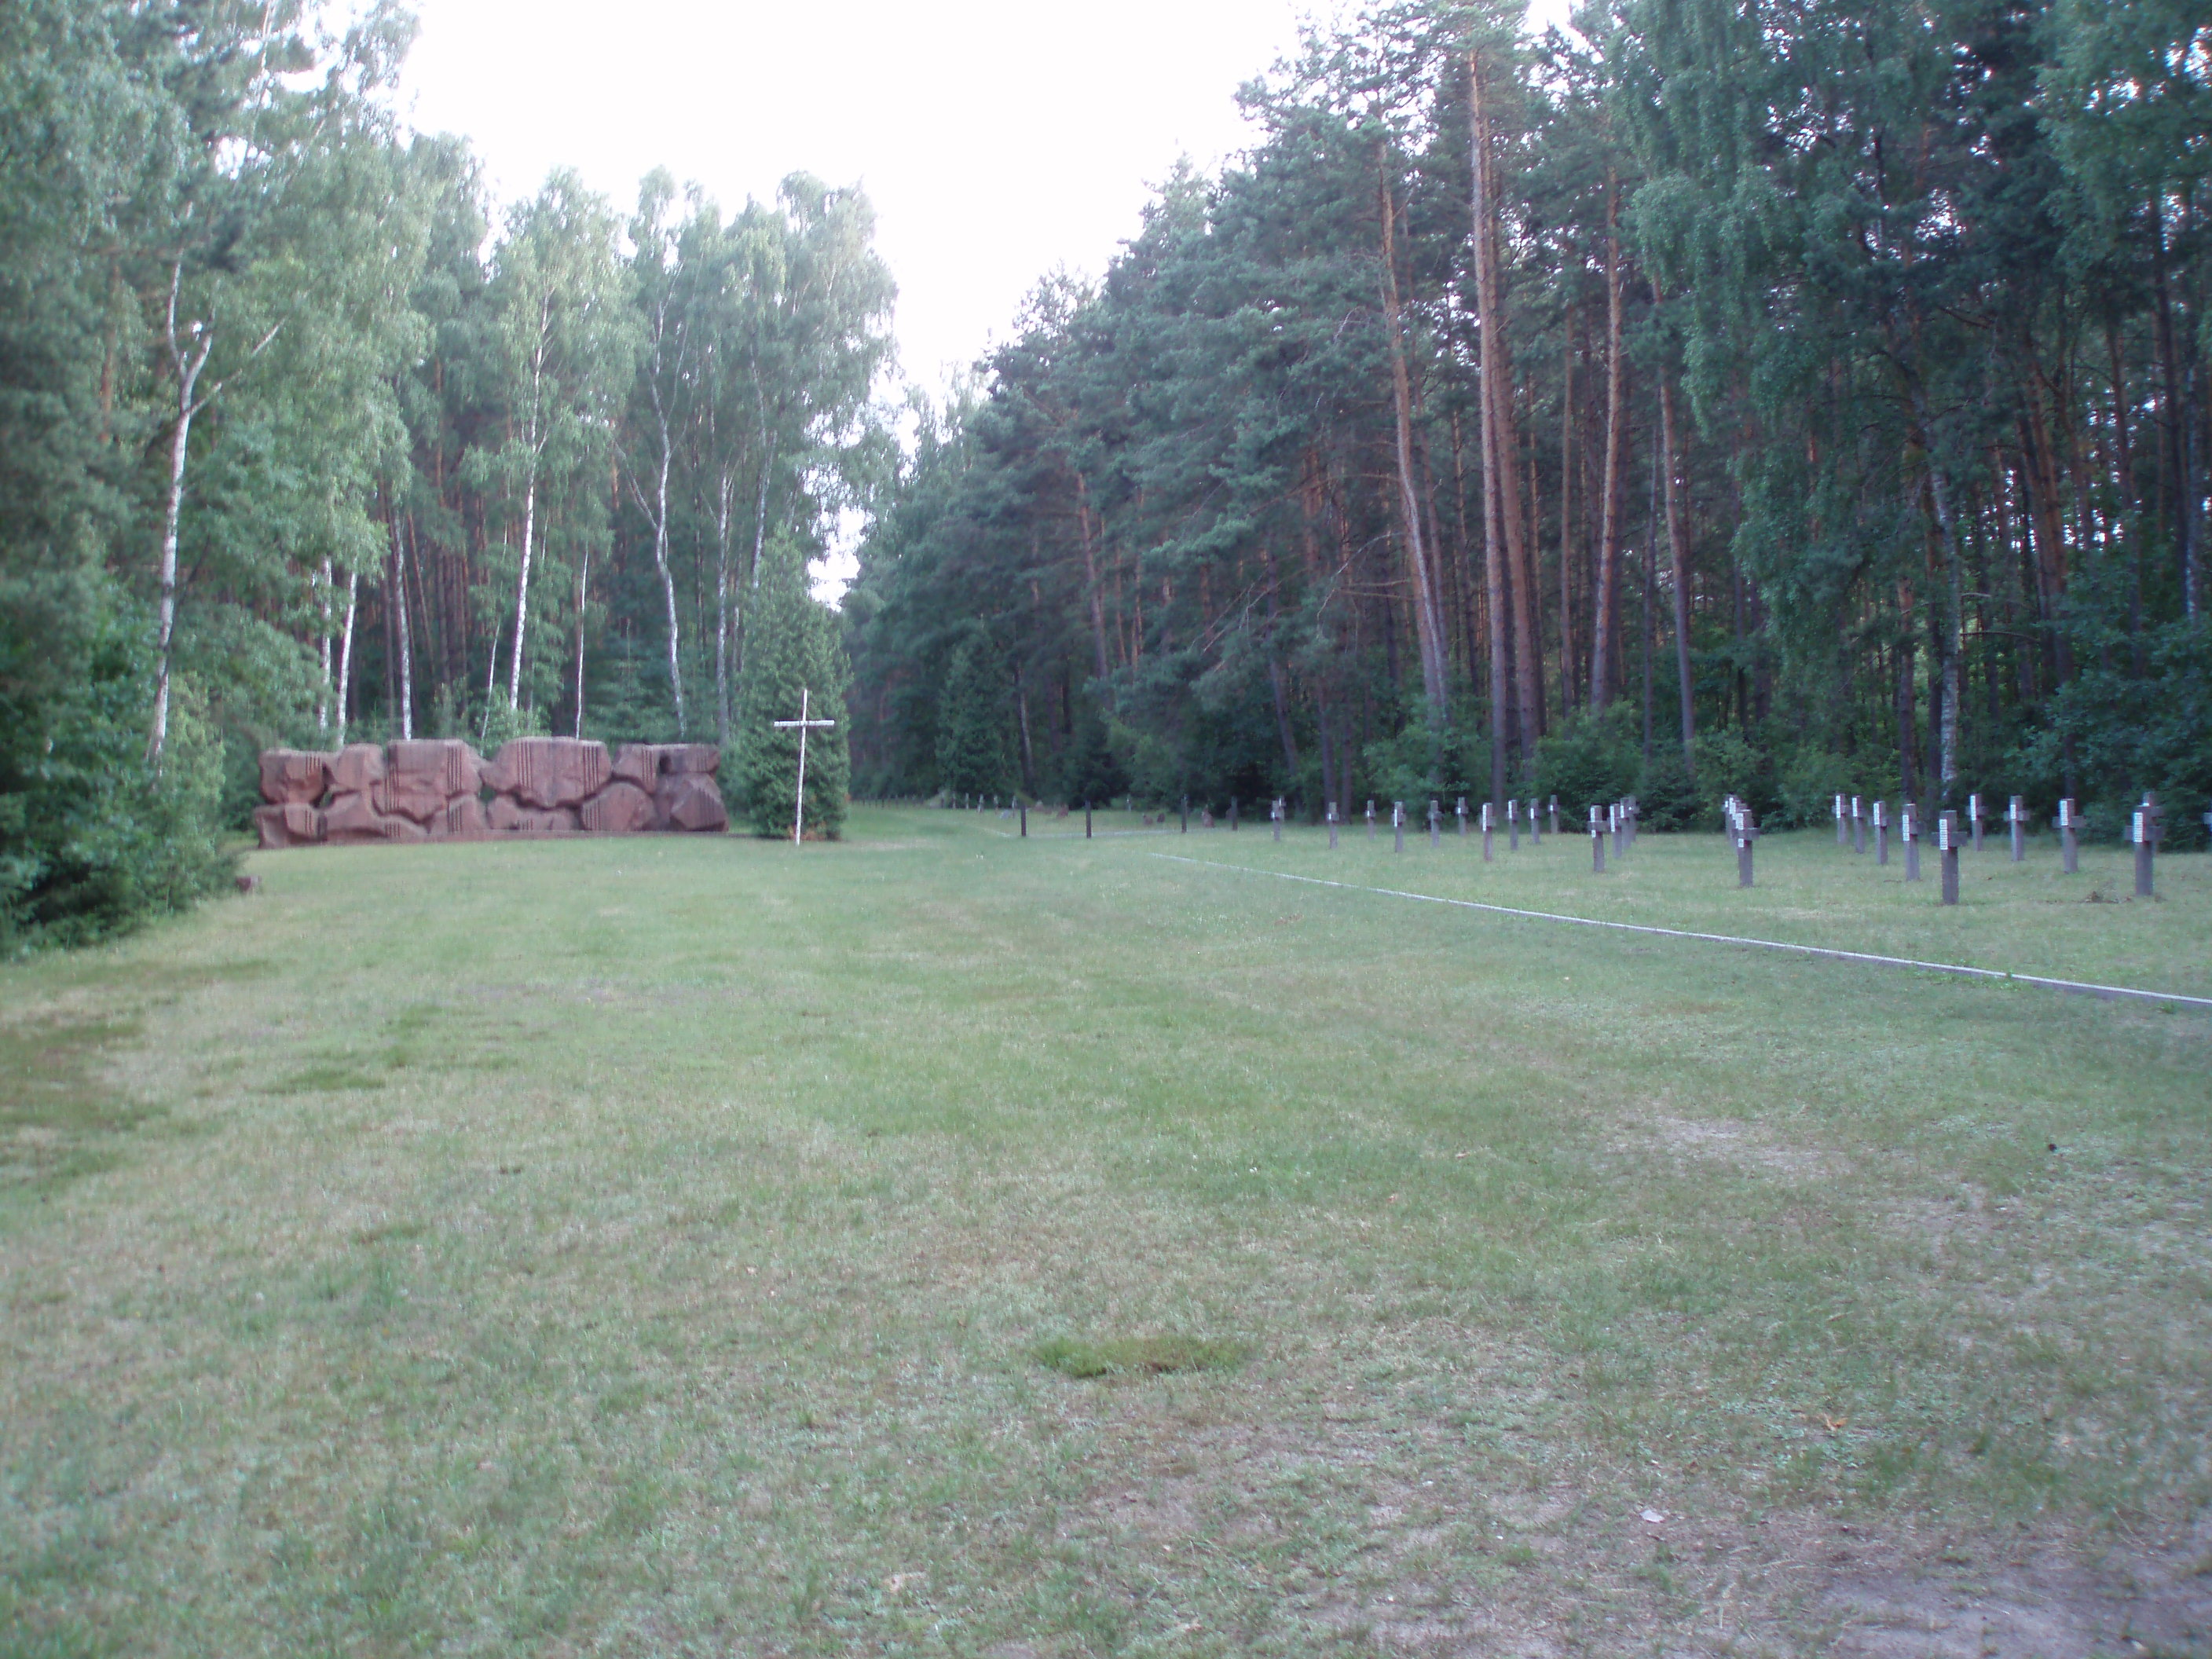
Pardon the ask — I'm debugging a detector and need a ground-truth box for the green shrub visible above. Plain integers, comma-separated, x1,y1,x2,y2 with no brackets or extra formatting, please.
0,591,234,951
1530,706,1640,815
1635,747,1703,830
1774,747,1857,831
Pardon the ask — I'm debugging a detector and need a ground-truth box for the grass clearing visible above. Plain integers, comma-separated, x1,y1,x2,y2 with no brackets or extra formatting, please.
1,808,2207,1655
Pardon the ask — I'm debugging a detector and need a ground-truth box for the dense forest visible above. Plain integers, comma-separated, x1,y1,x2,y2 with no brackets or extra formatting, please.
0,0,888,944
847,0,2212,848
4,0,2207,947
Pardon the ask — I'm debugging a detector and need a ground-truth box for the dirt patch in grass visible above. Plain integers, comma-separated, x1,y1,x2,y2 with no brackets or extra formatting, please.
1636,1109,1841,1179
1815,1508,2212,1657
1032,1334,1250,1379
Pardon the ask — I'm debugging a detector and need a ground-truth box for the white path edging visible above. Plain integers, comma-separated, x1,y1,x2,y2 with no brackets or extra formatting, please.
1148,853,2212,1013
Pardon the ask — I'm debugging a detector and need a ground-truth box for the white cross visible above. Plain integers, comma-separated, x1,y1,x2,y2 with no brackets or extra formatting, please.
771,685,837,848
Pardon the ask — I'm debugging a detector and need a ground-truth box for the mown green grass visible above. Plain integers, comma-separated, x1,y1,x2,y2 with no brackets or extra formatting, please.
1,808,2207,1655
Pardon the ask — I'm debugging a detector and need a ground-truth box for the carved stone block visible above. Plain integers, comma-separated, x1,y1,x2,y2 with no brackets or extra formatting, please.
322,790,426,844
380,739,483,822
655,772,728,833
258,749,333,805
253,802,324,848
328,744,389,796
610,743,661,790
580,781,658,835
655,744,720,776
482,738,610,809
444,797,489,839
487,795,580,835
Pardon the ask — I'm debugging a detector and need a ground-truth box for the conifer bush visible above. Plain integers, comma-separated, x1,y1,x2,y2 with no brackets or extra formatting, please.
732,565,851,839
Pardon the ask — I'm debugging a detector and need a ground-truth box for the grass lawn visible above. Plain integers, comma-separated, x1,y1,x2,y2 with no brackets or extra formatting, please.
3,808,2208,1656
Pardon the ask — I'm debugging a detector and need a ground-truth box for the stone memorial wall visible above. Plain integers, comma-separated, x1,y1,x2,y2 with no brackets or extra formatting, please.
255,738,728,848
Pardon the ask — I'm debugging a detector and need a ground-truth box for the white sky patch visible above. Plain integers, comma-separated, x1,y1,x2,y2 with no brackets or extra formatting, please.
398,0,1325,394
395,0,1575,602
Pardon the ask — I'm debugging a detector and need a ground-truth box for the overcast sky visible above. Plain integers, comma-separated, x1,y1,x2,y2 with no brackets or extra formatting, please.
397,0,1333,396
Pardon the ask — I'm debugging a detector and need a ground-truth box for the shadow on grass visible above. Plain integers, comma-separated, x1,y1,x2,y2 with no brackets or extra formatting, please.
0,1013,154,1196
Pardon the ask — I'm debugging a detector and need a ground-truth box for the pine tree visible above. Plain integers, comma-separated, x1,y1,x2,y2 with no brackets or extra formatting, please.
933,640,1014,798
733,559,851,838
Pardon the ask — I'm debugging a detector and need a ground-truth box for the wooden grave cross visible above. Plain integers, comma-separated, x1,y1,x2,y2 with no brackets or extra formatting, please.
1507,797,1521,852
1589,804,1606,873
1873,798,1888,866
1902,800,1921,882
1734,804,1760,888
1456,795,1468,837
1481,800,1494,862
1428,798,1441,848
1328,798,1339,849
1393,799,1406,854
771,686,837,848
2133,793,2163,898
2056,797,2078,874
2008,794,2027,863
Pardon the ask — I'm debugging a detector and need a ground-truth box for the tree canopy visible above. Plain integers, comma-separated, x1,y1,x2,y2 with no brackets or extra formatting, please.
846,0,2212,846
0,0,890,943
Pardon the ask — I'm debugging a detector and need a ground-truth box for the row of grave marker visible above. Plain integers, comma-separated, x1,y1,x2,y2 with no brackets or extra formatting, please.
1729,791,2178,900
1014,786,2189,903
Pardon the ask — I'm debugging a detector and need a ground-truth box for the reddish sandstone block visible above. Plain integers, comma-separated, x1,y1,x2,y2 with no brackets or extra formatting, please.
322,790,425,844
379,739,484,822
655,771,728,833
252,802,324,848
482,738,610,809
487,795,580,835
655,744,720,776
580,781,658,834
610,743,661,790
328,744,388,796
444,797,489,839
258,749,333,805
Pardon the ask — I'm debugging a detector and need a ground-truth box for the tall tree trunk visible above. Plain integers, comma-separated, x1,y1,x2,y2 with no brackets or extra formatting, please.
573,537,591,739
1469,50,1541,768
1895,578,1918,801
648,408,687,737
1379,167,1449,723
332,566,358,745
1659,371,1695,772
2019,368,2075,689
1470,46,1537,787
1077,478,1109,684
149,320,214,764
1558,323,1577,720
1590,167,1628,713
1905,377,1965,798
715,468,735,743
390,511,414,741
2152,200,2197,617
1643,427,1659,761
317,557,335,735
507,464,537,710
1013,657,1037,794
